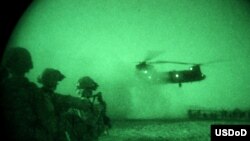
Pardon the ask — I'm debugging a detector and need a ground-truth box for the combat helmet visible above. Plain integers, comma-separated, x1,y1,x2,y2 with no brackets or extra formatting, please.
77,76,98,90
37,68,65,90
2,47,33,75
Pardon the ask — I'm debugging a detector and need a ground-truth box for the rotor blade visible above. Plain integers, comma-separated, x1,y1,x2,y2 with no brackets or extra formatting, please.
148,60,197,65
199,59,230,66
144,50,165,62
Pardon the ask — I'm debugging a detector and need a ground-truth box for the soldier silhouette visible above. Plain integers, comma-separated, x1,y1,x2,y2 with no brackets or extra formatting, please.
63,76,111,141
36,68,66,141
1,47,41,141
37,68,94,141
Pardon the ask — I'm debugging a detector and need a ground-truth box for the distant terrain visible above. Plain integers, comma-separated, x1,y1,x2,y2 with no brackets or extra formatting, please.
99,119,250,141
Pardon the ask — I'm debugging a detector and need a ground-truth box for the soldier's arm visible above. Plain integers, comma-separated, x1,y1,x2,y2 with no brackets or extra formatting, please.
54,94,92,112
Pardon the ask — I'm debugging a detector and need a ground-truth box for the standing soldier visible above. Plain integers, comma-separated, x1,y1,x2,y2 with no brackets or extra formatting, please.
63,76,111,141
1,47,42,141
36,68,66,141
77,76,111,136
36,68,93,141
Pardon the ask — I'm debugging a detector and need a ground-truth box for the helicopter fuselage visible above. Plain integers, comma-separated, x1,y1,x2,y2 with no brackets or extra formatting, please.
136,63,206,87
164,65,206,87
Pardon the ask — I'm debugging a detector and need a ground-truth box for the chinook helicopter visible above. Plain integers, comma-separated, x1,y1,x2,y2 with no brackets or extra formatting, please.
135,59,207,87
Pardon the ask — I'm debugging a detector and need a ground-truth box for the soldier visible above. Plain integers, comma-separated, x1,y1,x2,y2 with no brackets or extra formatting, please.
37,68,93,141
64,76,110,141
77,76,111,136
1,47,42,141
36,68,66,141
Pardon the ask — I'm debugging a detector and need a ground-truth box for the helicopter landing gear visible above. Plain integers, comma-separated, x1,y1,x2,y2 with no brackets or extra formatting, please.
179,83,182,87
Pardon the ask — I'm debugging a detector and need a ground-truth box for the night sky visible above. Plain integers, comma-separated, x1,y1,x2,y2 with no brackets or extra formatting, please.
6,0,250,119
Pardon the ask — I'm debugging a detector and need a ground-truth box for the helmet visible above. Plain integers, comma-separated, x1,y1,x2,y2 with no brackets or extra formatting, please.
37,68,65,86
77,76,98,90
2,47,33,75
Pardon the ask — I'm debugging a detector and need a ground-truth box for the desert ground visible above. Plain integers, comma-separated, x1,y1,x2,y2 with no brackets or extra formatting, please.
99,119,250,141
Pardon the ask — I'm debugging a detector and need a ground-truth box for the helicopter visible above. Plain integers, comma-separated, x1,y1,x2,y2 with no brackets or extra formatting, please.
135,60,206,87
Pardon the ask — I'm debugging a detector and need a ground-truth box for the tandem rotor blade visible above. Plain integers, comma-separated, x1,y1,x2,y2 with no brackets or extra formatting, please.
148,60,197,65
198,59,230,66
144,50,165,62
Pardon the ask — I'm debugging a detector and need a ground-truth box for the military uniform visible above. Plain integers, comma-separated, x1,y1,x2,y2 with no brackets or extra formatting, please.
62,76,111,141
36,68,95,141
1,47,48,141
62,97,97,141
2,75,46,141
